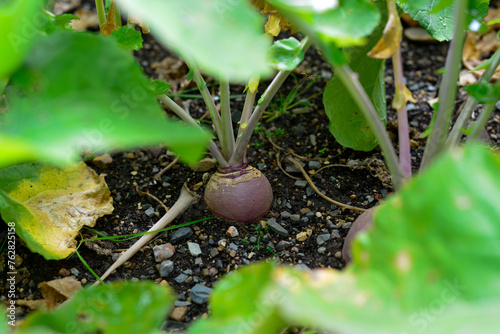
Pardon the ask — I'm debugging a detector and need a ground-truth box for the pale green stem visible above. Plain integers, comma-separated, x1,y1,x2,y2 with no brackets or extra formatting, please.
335,65,404,189
468,101,496,142
219,79,235,159
114,3,122,27
157,94,229,167
95,0,106,27
446,47,500,148
228,70,292,166
420,0,468,170
237,88,258,165
392,48,412,179
183,57,223,141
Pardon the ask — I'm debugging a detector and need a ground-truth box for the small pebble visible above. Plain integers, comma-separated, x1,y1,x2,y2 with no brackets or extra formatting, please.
189,284,212,304
308,160,322,169
210,248,219,258
59,268,71,277
266,218,289,237
158,260,174,277
144,207,155,217
296,232,308,242
316,233,331,246
280,211,291,219
226,226,239,238
331,230,341,239
294,180,308,188
170,227,194,244
334,251,342,259
188,242,202,257
170,306,188,322
153,243,175,262
290,214,301,222
175,274,188,284
70,268,80,276
318,247,327,254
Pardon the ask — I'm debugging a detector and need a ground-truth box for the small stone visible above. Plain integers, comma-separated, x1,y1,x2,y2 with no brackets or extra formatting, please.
334,251,342,259
14,254,23,267
153,243,175,262
126,152,135,159
189,284,212,304
229,250,237,257
170,227,193,244
342,222,352,229
170,306,188,322
148,147,163,157
174,300,191,307
266,218,289,237
209,267,218,276
316,233,331,246
299,208,311,215
59,268,71,277
188,242,202,257
70,268,80,277
81,278,88,285
296,232,308,242
175,274,188,283
92,154,113,168
294,180,308,188
210,248,219,258
295,263,311,271
280,211,291,219
130,171,138,176
308,160,322,170
285,161,304,173
249,236,257,243
158,260,174,277
318,247,327,254
306,187,315,197
290,214,301,222
331,230,341,239
309,134,317,146
144,207,155,217
404,27,437,43
218,239,227,249
276,240,291,251
226,226,239,238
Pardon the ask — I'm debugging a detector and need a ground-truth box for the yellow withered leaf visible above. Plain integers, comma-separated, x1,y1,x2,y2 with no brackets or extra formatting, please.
368,0,402,59
0,162,113,259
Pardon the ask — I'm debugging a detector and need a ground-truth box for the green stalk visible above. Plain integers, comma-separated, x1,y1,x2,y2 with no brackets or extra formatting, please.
219,79,235,159
157,94,229,167
95,0,106,27
335,65,404,189
114,2,122,27
420,0,468,170
446,47,500,148
183,57,223,141
228,69,292,166
468,101,496,142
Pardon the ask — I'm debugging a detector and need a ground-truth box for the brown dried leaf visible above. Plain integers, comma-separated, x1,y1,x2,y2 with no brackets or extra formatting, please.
368,0,402,59
39,277,82,309
71,9,99,31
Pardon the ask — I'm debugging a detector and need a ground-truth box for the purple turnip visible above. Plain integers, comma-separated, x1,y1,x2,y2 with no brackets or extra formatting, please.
204,164,273,222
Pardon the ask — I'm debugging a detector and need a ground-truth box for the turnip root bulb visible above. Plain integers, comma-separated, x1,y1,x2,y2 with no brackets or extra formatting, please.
204,165,273,223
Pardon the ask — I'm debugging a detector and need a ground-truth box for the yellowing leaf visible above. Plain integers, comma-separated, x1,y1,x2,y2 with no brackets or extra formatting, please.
265,14,282,36
368,0,402,59
0,162,113,259
100,1,119,36
393,84,416,110
248,76,260,93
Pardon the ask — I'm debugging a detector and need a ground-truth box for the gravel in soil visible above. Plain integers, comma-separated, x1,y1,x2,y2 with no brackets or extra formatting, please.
2,9,500,332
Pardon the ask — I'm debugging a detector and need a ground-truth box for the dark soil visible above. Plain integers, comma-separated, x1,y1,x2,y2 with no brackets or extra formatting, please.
1,2,500,332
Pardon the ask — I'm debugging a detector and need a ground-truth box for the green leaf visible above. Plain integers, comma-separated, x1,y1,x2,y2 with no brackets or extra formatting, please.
266,0,380,48
148,78,171,95
111,25,143,50
20,281,173,334
0,0,46,80
272,144,500,334
323,1,387,151
189,262,287,334
397,0,489,41
1,31,209,167
465,83,500,103
268,37,306,71
0,162,113,259
53,13,78,30
115,0,272,82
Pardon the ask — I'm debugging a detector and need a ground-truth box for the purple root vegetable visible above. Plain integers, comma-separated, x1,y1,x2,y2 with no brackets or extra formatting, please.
204,164,273,223
342,207,375,264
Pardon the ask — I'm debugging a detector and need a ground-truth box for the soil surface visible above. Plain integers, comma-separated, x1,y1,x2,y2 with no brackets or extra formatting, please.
1,2,500,333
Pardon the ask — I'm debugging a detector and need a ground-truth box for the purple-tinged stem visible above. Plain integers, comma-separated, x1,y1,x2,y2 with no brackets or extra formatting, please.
392,49,412,178
157,94,229,167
